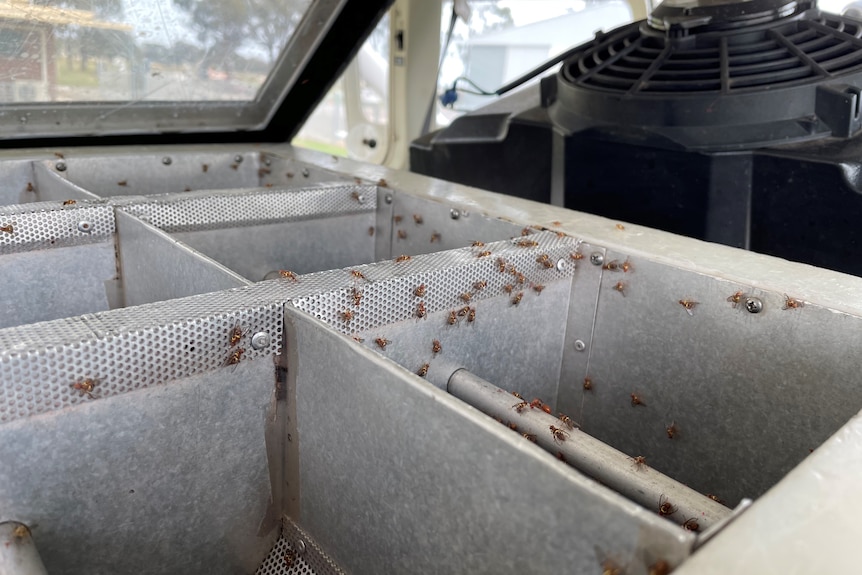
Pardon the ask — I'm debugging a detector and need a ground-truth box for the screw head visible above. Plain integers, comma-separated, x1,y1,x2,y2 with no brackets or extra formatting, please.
77,221,93,233
251,332,270,350
161,156,172,165
555,258,565,272
384,194,393,204
589,252,604,266
55,161,67,172
295,539,307,555
355,194,366,205
450,209,461,220
264,158,272,166
301,168,310,178
234,154,244,163
574,339,586,352
744,297,763,314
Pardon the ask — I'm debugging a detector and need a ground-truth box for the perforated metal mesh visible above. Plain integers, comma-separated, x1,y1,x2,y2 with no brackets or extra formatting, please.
256,519,345,575
0,282,287,424
292,232,581,334
0,202,114,254
121,185,377,233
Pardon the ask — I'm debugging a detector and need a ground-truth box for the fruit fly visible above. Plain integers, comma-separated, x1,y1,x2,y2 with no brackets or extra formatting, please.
286,172,294,178
340,310,354,322
368,226,375,236
432,339,442,354
476,250,492,258
457,306,471,317
0,224,13,234
447,311,458,325
515,272,527,284
520,227,532,236
523,433,537,443
202,163,209,173
666,421,678,439
12,524,28,539
393,215,403,224
783,294,804,310
570,250,584,261
583,377,593,391
279,270,298,282
473,280,487,291
707,493,724,505
71,378,97,399
258,167,272,177
558,413,577,430
220,347,244,367
603,260,621,272
350,270,367,281
377,178,388,187
682,518,700,532
395,254,412,263
26,182,34,192
413,214,423,225
228,324,247,347
512,391,524,400
430,232,441,243
117,180,128,186
503,284,514,294
550,425,570,443
532,284,545,294
631,393,646,407
63,199,76,205
616,223,625,230
471,240,486,248
621,258,633,273
613,281,627,296
284,549,296,567
414,284,426,297
507,422,518,431
727,290,744,307
511,292,523,306
352,287,363,307
496,257,507,273
459,292,472,302
658,494,676,517
374,337,390,349
467,307,476,322
632,455,648,470
397,229,407,240
515,239,538,248
417,363,429,377
679,299,699,316
513,401,530,413
416,301,427,319
536,254,553,268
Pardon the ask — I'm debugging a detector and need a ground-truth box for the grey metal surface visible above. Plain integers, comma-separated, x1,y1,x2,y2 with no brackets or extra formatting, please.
31,162,100,203
255,518,346,575
0,357,277,575
0,160,36,206
0,522,48,575
0,241,116,329
286,306,695,575
566,251,862,507
116,210,249,307
0,281,282,424
0,201,114,254
448,369,732,531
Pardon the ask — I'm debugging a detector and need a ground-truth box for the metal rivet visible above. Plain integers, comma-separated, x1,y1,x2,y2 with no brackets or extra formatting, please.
589,252,604,266
161,156,172,165
355,194,365,204
450,209,461,220
251,332,270,350
234,155,243,163
77,221,92,233
295,540,307,555
384,194,393,204
301,168,309,178
744,297,763,314
555,258,565,272
264,158,271,166
55,161,66,172
574,339,586,352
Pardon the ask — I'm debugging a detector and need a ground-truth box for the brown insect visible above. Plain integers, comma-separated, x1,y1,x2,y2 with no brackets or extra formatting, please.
632,455,648,470
496,257,507,273
26,182,34,192
613,281,627,296
459,292,472,302
726,290,745,308
432,339,442,354
583,377,593,391
621,258,633,273
513,401,530,413
556,451,567,462
512,391,523,400
368,226,375,236
507,422,518,431
467,308,476,322
117,180,128,186
54,152,65,159
413,214,423,225
471,240,486,247
603,260,621,272
184,187,192,192
63,199,76,205
350,190,362,202
352,336,364,343
707,493,725,505
473,280,487,291
532,284,545,294
340,310,354,322
503,284,514,294
397,229,407,240
0,223,15,235
682,518,700,532
374,337,390,349
286,172,294,178
202,163,209,172
521,227,532,236
679,299,699,316
352,287,363,307
430,232,441,243
659,495,676,517
666,421,678,439
414,284,426,297
350,270,367,281
447,311,458,325
550,425,570,443
416,301,427,319
279,270,298,282
523,433,537,443
511,292,523,306
393,215,403,224
395,254,412,263
570,250,584,261
783,294,804,310
284,549,296,566
476,250,492,258
417,363,429,377
230,163,239,170
228,324,246,347
558,413,577,430
226,348,245,366
377,178,389,187
71,378,97,399
616,223,625,230
530,399,552,414
258,167,272,177
515,272,527,284
536,254,552,268
649,559,672,575
457,306,471,317
515,239,539,247
12,524,28,539
631,393,646,407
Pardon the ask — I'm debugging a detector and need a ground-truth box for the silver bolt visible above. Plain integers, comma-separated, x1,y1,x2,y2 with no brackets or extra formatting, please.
234,155,243,163
77,221,93,233
589,252,604,266
384,194,393,204
555,258,565,272
251,332,270,350
161,156,172,165
264,158,271,166
55,161,67,172
301,168,310,178
744,297,763,314
355,194,366,204
450,209,461,220
574,339,586,352
295,539,307,555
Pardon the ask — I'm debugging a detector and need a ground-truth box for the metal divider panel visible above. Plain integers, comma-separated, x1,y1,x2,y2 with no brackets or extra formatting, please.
0,201,114,254
256,518,346,575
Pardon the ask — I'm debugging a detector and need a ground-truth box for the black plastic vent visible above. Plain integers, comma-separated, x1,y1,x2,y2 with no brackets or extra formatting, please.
565,13,862,94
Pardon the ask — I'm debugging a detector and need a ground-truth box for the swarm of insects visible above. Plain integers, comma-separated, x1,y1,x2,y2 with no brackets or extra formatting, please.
584,377,593,391
71,378,97,399
783,294,804,310
666,421,678,439
413,214,423,225
631,393,646,407
550,425,570,444
414,284,426,297
225,348,245,366
658,494,676,517
632,455,648,470
279,270,298,282
613,281,627,296
679,299,699,316
374,337,390,349
417,363,429,377
416,301,427,319
432,340,442,354
511,292,524,306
